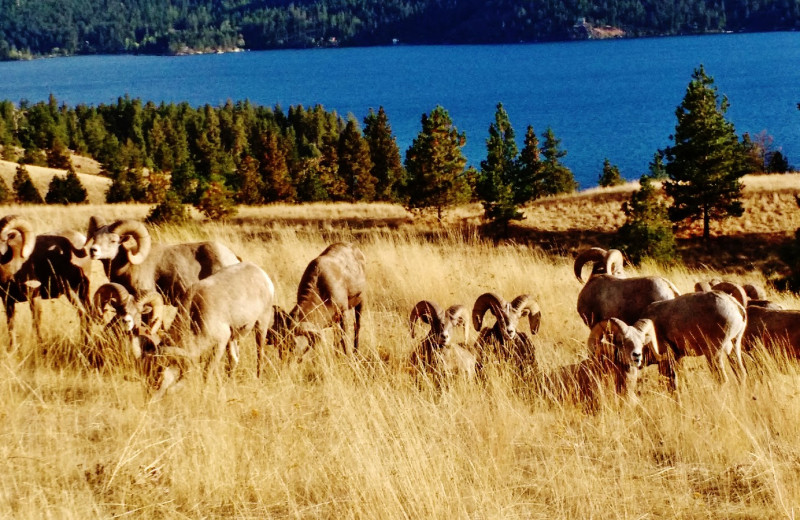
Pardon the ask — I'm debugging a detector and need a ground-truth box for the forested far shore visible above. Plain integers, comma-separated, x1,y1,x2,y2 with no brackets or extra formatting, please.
0,0,799,59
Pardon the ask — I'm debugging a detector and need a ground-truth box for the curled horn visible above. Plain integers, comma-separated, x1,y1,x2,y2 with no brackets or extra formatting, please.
472,292,507,332
409,300,444,339
743,283,767,301
633,318,660,361
605,249,625,277
445,304,469,343
712,281,748,308
587,318,626,358
136,291,165,336
93,283,132,317
0,215,35,260
573,247,608,283
511,294,542,335
109,220,151,265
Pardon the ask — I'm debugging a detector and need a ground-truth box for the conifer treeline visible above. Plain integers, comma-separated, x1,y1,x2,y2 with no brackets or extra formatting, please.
1,0,798,60
0,96,411,205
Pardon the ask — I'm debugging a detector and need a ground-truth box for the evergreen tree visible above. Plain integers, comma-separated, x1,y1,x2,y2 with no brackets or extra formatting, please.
234,154,264,204
105,167,146,203
46,137,72,170
13,163,43,203
146,190,189,225
767,151,789,173
478,103,523,231
598,158,625,187
404,106,472,219
514,125,543,203
538,127,578,196
256,130,295,202
45,167,87,204
363,107,405,202
338,117,376,202
648,151,668,179
0,175,12,203
617,175,679,265
663,65,747,241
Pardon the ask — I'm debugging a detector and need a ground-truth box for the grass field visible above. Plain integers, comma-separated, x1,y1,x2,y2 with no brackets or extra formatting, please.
1,198,800,518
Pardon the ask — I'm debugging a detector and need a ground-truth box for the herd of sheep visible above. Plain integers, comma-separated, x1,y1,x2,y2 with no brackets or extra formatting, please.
1,214,799,404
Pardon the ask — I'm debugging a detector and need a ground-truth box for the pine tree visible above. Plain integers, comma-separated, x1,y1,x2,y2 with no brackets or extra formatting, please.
514,126,543,203
256,130,295,203
234,155,264,204
0,175,12,203
13,163,43,203
363,107,405,202
45,167,87,204
663,66,747,241
338,117,376,202
46,137,72,170
648,151,668,179
478,103,523,231
538,127,578,196
598,158,625,187
617,175,678,265
405,106,472,219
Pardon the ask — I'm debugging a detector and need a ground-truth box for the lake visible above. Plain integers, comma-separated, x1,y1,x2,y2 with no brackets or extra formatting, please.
0,32,797,188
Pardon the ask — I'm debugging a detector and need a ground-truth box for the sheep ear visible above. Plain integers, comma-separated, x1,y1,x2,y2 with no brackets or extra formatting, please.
87,215,105,240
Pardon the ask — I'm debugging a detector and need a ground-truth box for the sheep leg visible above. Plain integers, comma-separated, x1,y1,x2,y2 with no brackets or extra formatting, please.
353,301,363,353
658,353,679,392
204,336,230,385
333,311,348,355
226,338,240,377
29,296,43,342
254,322,267,378
4,300,16,351
708,348,729,384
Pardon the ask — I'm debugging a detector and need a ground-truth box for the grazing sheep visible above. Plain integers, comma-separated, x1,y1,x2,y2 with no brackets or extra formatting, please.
744,305,800,357
150,262,275,398
574,247,680,328
696,279,782,310
0,215,92,347
93,282,165,359
538,318,657,408
636,291,747,390
472,292,540,371
271,242,366,358
408,300,478,380
85,217,240,304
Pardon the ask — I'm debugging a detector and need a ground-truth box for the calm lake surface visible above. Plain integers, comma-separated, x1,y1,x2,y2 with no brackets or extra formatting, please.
0,32,797,188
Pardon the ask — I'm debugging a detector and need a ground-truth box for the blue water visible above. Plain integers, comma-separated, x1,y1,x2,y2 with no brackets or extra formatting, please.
0,32,797,188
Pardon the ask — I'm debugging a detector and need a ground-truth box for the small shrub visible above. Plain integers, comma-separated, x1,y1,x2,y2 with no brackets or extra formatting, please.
616,175,679,265
45,168,87,204
196,181,238,220
145,190,189,225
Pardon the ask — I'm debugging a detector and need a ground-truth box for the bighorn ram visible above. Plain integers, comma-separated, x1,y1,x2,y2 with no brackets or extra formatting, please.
271,242,366,358
472,292,541,371
409,300,478,380
85,217,240,304
604,291,747,390
0,215,92,346
574,247,680,328
150,262,275,398
537,318,658,408
697,281,800,357
93,282,165,359
695,280,781,310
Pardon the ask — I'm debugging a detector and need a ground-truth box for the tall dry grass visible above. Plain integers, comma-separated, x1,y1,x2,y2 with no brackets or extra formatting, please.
1,205,800,518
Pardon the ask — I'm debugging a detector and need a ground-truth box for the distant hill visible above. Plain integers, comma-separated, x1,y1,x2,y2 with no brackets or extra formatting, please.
0,159,110,204
1,0,798,59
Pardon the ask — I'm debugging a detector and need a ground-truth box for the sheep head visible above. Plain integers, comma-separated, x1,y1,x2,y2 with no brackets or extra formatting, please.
268,305,299,358
0,215,35,282
574,247,625,283
86,217,151,265
410,300,468,348
472,292,540,342
94,283,165,359
588,318,660,370
711,281,748,308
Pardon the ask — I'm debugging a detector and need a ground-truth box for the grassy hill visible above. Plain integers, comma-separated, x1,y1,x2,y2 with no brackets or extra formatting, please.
0,156,110,205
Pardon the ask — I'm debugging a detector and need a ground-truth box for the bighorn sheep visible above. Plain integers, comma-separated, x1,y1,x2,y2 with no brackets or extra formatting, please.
271,242,366,358
612,291,748,390
698,281,800,357
575,247,680,328
93,282,165,359
472,292,541,371
409,300,478,380
150,262,275,398
85,217,240,304
695,280,781,310
537,318,658,408
0,215,92,346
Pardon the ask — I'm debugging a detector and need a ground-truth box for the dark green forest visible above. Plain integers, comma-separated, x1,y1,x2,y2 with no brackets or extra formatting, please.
1,0,798,59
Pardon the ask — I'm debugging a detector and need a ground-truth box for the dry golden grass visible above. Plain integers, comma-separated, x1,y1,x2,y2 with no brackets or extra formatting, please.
1,204,800,518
